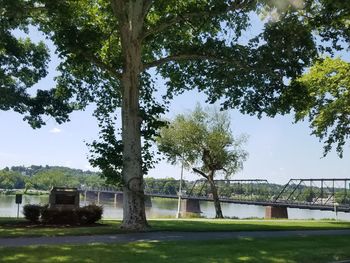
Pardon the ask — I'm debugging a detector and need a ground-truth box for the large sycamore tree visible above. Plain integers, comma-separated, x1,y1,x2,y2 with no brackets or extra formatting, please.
158,105,248,218
1,0,349,230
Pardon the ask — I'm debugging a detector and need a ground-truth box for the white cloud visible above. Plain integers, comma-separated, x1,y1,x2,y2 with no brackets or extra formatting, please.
49,127,62,134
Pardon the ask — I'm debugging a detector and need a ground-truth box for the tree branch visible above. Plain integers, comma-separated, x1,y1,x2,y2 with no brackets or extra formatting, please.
142,0,154,20
141,0,254,40
110,0,125,22
192,168,208,179
142,53,247,71
81,51,122,80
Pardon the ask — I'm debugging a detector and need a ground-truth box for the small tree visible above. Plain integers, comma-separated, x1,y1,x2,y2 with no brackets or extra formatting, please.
158,105,248,218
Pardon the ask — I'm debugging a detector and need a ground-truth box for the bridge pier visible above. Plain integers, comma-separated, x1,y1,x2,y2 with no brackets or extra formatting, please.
181,199,201,216
97,192,100,205
83,190,87,205
99,192,115,201
85,191,98,201
113,193,122,206
145,196,152,208
265,206,288,219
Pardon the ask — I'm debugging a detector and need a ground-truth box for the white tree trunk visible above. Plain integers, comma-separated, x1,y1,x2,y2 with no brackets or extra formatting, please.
115,0,148,230
208,172,224,219
120,60,148,230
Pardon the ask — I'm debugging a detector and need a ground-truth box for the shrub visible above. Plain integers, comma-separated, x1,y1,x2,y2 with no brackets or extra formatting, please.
41,206,79,225
23,204,42,223
40,205,103,225
78,205,103,224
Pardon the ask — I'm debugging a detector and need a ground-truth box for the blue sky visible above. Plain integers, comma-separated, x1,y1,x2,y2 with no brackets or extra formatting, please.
1,84,349,185
0,13,349,185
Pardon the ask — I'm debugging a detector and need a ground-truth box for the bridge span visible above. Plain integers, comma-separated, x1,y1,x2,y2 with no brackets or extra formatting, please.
80,178,350,218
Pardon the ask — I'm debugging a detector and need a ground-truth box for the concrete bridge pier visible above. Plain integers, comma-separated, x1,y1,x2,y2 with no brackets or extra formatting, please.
83,190,87,205
97,192,100,205
83,191,100,204
99,192,115,201
181,199,201,216
265,206,288,219
145,196,152,208
114,192,124,206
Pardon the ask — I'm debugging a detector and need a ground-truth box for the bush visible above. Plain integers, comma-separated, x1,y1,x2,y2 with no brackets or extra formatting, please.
40,204,103,225
78,205,103,224
23,204,42,223
41,206,79,225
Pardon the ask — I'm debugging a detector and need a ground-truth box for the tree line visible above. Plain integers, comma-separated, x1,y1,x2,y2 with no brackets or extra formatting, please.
0,166,105,191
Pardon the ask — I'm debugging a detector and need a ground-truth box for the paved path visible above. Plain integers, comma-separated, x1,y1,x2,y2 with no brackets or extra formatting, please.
0,229,350,247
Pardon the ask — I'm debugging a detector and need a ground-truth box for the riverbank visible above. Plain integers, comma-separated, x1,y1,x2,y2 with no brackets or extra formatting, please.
0,189,49,195
2,194,349,220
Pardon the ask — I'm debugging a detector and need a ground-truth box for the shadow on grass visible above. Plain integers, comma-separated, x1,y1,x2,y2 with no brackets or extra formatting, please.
0,218,122,238
149,219,350,232
1,218,350,238
1,235,350,263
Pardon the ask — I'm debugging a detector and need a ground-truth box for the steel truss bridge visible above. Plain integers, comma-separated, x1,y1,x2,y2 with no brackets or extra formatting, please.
81,178,350,213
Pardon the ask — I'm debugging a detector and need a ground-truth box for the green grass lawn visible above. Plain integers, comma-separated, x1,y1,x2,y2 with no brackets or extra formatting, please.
1,218,350,238
1,235,350,263
149,218,350,232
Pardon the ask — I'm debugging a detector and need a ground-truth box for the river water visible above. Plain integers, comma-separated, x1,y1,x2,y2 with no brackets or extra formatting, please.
1,195,350,220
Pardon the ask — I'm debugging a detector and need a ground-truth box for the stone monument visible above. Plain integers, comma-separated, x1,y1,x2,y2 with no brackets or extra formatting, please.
49,187,80,209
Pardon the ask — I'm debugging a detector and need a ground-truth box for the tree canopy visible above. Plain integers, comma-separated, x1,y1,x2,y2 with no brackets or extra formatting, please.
0,170,25,189
0,0,75,128
277,0,350,157
285,57,350,158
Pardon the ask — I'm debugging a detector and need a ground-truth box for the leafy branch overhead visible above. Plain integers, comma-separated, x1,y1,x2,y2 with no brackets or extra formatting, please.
0,0,75,128
2,1,322,119
2,0,349,147
284,58,350,157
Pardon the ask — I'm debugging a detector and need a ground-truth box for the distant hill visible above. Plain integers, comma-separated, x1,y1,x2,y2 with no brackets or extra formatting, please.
8,165,98,177
1,165,103,190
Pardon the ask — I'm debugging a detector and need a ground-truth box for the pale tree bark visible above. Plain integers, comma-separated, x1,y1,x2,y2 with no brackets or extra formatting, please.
208,171,224,219
193,168,224,218
112,0,148,230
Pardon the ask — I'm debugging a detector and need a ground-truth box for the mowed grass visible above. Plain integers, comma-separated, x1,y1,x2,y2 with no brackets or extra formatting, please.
149,218,350,232
0,217,350,238
1,235,350,263
0,218,118,238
